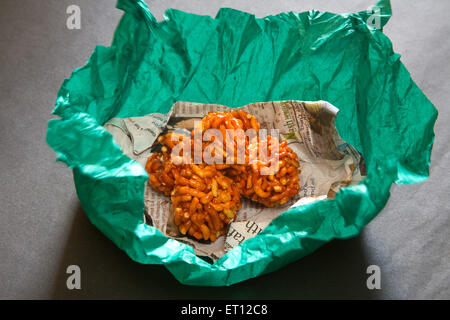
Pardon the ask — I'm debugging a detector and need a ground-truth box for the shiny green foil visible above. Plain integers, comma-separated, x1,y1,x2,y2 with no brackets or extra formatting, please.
46,0,437,286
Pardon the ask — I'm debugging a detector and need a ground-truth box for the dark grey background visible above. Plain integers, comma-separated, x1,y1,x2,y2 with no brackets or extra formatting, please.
0,0,449,299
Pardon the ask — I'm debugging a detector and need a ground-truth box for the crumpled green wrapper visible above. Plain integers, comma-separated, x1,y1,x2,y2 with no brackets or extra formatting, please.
46,0,437,286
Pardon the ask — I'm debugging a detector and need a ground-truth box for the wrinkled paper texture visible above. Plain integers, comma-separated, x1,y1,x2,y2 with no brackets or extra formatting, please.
46,0,437,286
105,100,363,260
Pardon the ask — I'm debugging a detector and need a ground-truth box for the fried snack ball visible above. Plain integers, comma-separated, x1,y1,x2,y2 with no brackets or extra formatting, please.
202,110,260,132
239,137,301,207
159,110,261,169
157,110,261,166
156,132,188,155
170,164,242,241
197,111,259,158
145,149,242,241
145,152,174,196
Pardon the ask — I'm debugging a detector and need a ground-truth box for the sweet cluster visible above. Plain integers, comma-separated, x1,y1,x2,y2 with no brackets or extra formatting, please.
145,111,300,241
